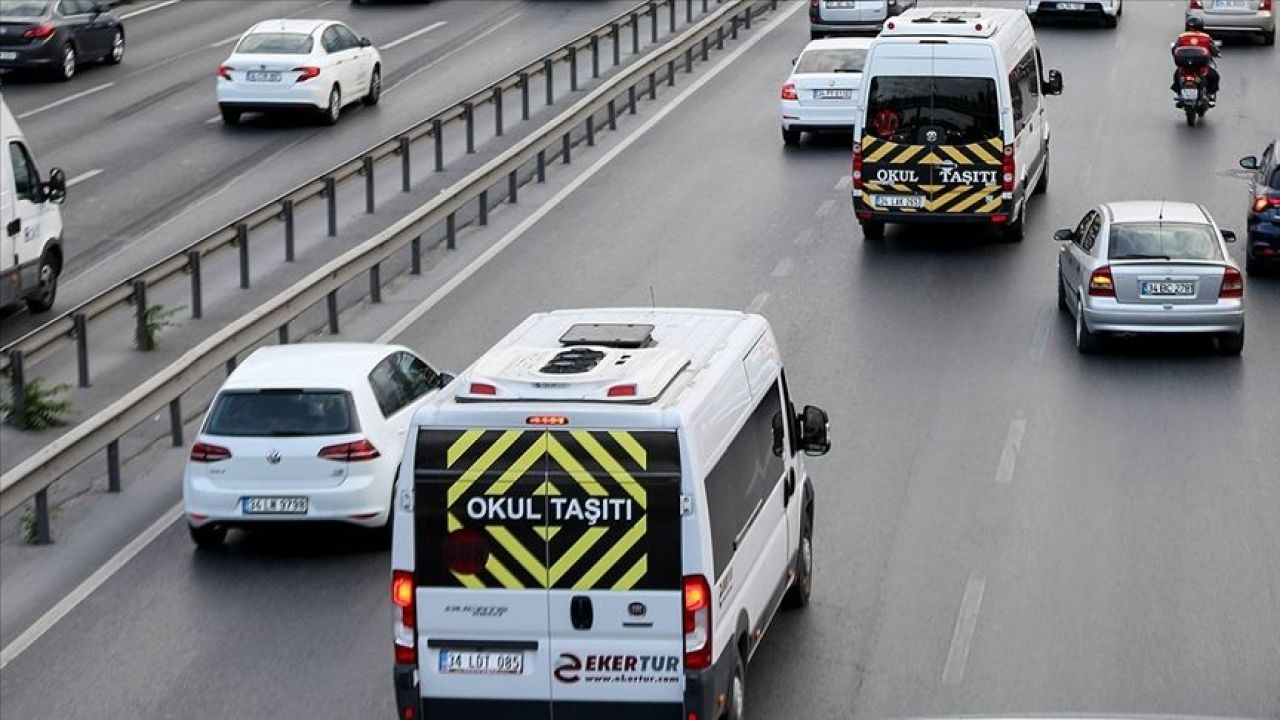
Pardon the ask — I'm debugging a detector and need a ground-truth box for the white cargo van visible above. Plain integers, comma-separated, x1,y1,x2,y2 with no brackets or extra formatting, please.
1,93,66,313
851,8,1064,242
390,308,832,720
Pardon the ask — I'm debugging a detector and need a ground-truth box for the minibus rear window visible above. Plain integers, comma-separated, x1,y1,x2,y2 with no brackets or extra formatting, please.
866,76,1000,145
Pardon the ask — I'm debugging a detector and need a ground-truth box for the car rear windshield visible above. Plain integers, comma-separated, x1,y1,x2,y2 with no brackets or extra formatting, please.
1,1,49,17
866,76,1000,145
235,32,314,55
795,49,867,74
1108,223,1223,261
204,389,356,437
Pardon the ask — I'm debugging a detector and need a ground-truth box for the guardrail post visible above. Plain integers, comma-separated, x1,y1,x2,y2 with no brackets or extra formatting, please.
702,0,708,12
363,156,375,213
236,222,250,289
478,190,488,226
185,251,202,321
32,489,51,545
73,313,90,387
562,133,572,164
667,60,675,86
106,440,121,492
520,72,530,120
508,170,518,204
544,58,554,105
278,323,289,344
324,177,337,236
282,199,295,261
629,85,637,114
745,8,751,29
169,397,183,447
648,71,657,99
327,291,339,334
686,47,693,73
370,262,382,303
537,150,546,182
132,280,148,351
8,350,26,429
464,102,475,154
651,4,659,43
399,136,411,192
608,99,617,130
446,213,457,249
569,47,579,91
730,14,738,39
410,236,422,275
669,0,676,33
494,87,504,137
716,25,723,50
701,36,709,62
613,23,621,66
686,0,693,23
433,119,444,171
591,36,599,79
586,116,595,147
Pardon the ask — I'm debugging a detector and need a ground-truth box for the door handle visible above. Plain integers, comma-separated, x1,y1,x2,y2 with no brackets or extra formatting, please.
5,219,19,237
570,596,593,630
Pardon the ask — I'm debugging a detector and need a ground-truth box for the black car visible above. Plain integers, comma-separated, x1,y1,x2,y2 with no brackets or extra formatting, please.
1239,140,1280,275
0,0,124,81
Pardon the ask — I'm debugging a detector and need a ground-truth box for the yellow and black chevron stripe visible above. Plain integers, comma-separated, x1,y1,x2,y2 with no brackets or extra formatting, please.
860,136,1005,215
414,429,681,592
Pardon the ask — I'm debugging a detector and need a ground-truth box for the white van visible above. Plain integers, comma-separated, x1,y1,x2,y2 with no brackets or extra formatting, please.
851,8,1063,242
1,93,66,313
390,308,832,720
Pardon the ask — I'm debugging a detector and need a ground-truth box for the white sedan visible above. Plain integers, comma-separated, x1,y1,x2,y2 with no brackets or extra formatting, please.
216,19,382,126
780,37,872,146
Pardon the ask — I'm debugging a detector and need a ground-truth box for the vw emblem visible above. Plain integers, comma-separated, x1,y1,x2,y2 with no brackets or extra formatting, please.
266,450,282,465
828,79,836,87
926,130,939,143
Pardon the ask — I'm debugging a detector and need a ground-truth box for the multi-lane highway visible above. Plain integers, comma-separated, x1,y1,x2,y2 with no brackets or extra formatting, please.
1,1,1278,718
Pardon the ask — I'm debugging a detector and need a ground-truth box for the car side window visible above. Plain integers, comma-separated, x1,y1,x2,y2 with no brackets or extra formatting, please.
1008,49,1038,135
394,352,438,402
777,371,799,457
320,27,340,54
1073,210,1096,247
334,25,361,50
9,142,39,202
1082,214,1103,254
368,356,413,418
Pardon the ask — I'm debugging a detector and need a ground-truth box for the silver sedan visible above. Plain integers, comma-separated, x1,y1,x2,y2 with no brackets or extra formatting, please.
1056,201,1245,355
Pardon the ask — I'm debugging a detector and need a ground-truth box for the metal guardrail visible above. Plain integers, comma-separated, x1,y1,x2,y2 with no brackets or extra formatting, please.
0,0,712,380
0,0,774,530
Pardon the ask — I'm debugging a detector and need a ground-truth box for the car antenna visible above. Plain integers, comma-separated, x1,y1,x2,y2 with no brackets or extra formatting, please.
649,286,656,310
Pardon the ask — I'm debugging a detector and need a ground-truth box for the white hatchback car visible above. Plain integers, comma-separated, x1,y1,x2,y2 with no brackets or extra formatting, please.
216,19,382,126
781,37,872,146
183,343,449,548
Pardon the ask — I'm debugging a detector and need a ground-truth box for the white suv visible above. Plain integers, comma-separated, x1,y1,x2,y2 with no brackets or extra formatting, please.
184,343,448,548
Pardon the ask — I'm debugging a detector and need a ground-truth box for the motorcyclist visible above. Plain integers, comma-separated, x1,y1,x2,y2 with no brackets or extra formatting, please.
1171,17,1221,101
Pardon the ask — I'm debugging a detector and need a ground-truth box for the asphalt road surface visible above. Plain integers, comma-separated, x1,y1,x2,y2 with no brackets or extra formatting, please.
1,1,1277,718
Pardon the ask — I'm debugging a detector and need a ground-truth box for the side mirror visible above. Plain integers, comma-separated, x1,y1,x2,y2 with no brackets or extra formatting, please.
44,167,67,205
1222,230,1237,243
1239,155,1259,170
359,36,373,48
1045,69,1063,96
1053,228,1074,243
798,405,830,457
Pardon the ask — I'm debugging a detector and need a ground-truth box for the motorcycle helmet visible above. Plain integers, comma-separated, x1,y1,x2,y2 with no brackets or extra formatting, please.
1185,17,1205,31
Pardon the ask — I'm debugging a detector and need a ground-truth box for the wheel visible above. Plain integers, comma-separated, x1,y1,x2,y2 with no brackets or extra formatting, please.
1263,29,1275,46
1218,328,1244,356
1185,107,1197,127
1001,207,1025,243
321,85,342,125
1033,153,1049,195
104,28,124,64
809,30,824,40
1057,270,1069,312
1102,14,1118,28
782,512,813,610
219,106,241,125
189,523,227,549
362,66,381,106
725,654,746,720
23,253,58,313
860,220,885,241
54,43,75,81
1074,298,1102,354
781,127,801,146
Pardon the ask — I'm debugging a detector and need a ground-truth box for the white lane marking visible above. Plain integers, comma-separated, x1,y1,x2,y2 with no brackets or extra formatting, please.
793,229,815,247
1030,305,1052,360
385,11,525,95
771,257,793,278
941,575,986,685
815,198,836,217
380,21,447,51
66,169,103,187
210,34,240,48
834,175,851,191
378,1,806,342
994,413,1026,485
746,292,770,314
0,502,184,670
118,0,181,20
205,114,222,124
16,82,114,120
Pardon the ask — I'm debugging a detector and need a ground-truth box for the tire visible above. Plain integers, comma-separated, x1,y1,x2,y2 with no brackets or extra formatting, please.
1102,14,1118,28
220,107,241,125
1001,206,1025,243
1057,270,1069,313
781,127,801,146
1218,327,1244,356
1033,153,1049,195
321,85,341,125
1185,107,1197,127
861,220,885,241
104,28,124,64
54,43,75,81
23,253,58,313
725,654,746,720
189,523,227,549
809,30,824,40
362,66,381,106
1074,298,1102,354
782,511,813,610
1263,29,1275,46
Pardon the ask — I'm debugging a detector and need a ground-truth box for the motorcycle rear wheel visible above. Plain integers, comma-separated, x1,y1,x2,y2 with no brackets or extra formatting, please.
1185,107,1197,127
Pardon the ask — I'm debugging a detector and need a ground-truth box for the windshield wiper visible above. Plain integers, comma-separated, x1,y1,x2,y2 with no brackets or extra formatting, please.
833,68,861,73
1112,254,1171,260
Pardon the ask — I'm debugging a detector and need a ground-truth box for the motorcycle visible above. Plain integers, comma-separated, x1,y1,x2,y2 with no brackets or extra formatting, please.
1175,72,1213,127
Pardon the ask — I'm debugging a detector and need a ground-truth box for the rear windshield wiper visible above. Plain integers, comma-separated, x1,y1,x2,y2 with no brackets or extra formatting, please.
1112,254,1171,260
833,68,861,73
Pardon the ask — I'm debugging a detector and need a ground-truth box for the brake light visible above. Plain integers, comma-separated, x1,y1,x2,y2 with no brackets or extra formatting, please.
468,382,497,396
1001,144,1015,195
392,570,418,665
293,66,321,82
1088,266,1115,297
189,442,232,463
317,438,380,462
1219,267,1244,299
1260,0,1272,10
1189,0,1203,8
526,415,569,425
217,64,233,81
21,25,55,39
781,82,798,101
1253,195,1280,212
852,141,863,191
607,383,637,398
683,575,712,671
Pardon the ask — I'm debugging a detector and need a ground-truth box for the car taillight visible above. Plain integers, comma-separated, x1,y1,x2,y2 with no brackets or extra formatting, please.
1253,195,1280,213
1189,0,1203,8
1260,0,1272,10
318,438,380,462
217,64,233,81
852,142,863,191
22,25,55,39
1219,267,1244,299
683,575,712,671
781,82,798,101
1088,266,1115,297
293,66,321,82
1001,144,1015,195
392,570,418,665
189,442,232,463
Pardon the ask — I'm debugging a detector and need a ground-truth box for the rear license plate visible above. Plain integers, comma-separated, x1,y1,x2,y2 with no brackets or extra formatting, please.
1213,0,1244,8
814,89,853,100
826,1,856,7
1141,281,1195,296
1180,88,1200,101
439,650,524,675
242,496,309,514
0,52,17,61
246,71,281,82
1057,2,1086,10
872,194,925,209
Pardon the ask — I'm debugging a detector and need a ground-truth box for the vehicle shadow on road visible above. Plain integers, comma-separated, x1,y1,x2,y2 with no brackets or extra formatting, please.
197,524,390,559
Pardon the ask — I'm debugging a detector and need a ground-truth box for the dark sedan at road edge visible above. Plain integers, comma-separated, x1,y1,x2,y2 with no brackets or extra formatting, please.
0,0,124,81
1240,140,1280,275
